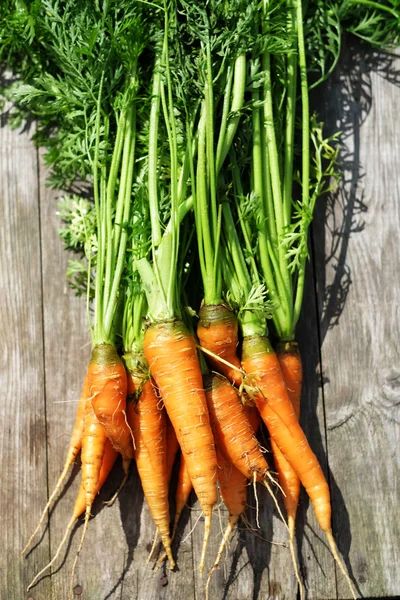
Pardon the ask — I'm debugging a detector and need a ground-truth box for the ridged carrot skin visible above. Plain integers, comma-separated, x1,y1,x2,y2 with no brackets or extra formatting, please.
127,378,174,567
66,373,90,467
73,439,119,519
144,320,218,571
144,320,218,514
216,448,247,522
241,335,331,532
89,344,134,461
243,403,261,434
81,399,109,511
276,341,302,415
197,305,242,386
204,373,269,481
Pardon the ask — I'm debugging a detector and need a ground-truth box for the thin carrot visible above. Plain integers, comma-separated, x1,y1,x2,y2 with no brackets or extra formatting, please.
27,439,118,591
22,373,90,556
206,447,247,595
197,304,243,386
242,335,357,598
157,452,193,569
66,396,111,595
89,344,134,461
272,340,303,597
166,414,180,484
144,320,218,572
172,454,193,538
276,341,302,415
126,377,174,568
273,341,302,537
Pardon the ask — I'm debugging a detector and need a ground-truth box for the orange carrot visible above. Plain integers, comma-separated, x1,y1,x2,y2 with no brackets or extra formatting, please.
243,403,261,435
215,448,247,563
197,304,243,386
166,415,180,484
156,453,193,569
242,335,357,598
22,373,90,555
241,336,329,523
272,340,303,597
276,341,302,416
126,377,174,567
144,320,218,571
172,454,193,537
88,344,134,461
27,439,118,591
61,395,113,594
273,340,302,535
204,373,269,482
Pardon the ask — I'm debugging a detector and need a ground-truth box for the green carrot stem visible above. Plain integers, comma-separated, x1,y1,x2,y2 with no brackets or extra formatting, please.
148,54,162,248
93,73,105,343
215,63,233,174
102,106,136,340
347,0,399,17
290,0,310,330
283,5,297,229
216,53,247,174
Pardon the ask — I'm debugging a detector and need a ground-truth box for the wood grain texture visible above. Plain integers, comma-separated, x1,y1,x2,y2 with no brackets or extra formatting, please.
1,41,400,600
312,40,400,599
0,114,50,599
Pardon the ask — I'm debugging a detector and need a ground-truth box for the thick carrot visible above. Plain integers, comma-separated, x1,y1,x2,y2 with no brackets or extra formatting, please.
197,304,243,386
242,336,330,526
88,344,134,460
27,439,118,591
243,403,261,434
242,335,357,598
204,373,269,482
144,320,218,571
126,378,174,568
22,373,90,555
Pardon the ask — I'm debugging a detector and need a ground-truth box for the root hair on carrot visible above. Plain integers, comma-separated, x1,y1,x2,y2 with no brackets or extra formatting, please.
69,513,90,600
103,459,131,506
196,344,245,378
326,530,358,600
147,530,160,564
26,514,78,591
262,480,289,531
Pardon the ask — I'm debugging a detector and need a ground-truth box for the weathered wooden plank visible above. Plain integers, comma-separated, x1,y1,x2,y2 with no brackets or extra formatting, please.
313,41,400,599
37,159,128,599
0,114,51,599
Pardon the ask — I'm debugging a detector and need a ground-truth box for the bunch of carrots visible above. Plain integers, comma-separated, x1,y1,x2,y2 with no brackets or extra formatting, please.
2,0,399,598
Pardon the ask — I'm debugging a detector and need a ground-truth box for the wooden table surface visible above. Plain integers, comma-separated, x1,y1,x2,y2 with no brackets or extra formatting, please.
1,39,399,600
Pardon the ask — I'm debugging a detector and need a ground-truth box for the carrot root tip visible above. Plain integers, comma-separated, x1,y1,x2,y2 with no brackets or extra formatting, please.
326,530,358,600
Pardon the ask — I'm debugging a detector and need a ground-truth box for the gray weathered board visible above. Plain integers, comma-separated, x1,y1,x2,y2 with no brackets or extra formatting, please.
1,41,399,600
